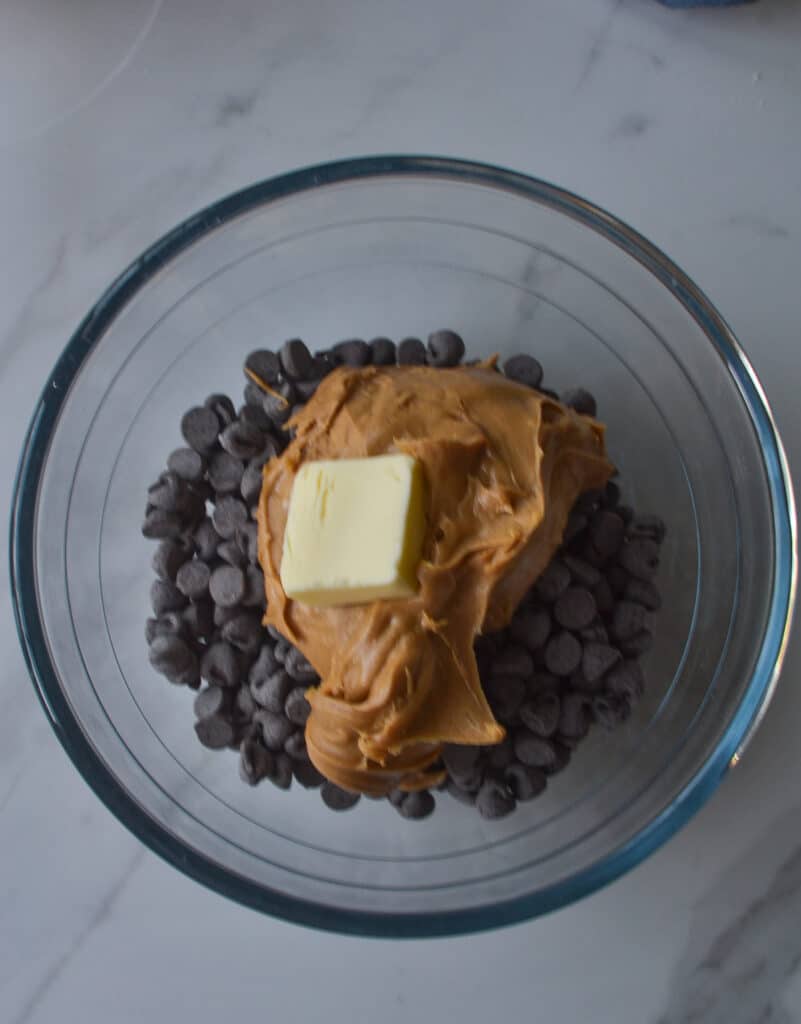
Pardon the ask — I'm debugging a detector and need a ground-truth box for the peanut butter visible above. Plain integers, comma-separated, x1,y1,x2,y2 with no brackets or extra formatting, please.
257,363,613,795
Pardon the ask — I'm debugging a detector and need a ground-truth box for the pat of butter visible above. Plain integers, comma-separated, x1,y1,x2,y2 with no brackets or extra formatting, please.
280,454,426,607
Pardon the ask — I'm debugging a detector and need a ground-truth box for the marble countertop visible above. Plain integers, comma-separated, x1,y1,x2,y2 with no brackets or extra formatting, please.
2,1,800,1021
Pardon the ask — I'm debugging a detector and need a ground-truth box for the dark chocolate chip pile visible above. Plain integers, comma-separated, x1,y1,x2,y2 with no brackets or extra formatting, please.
142,332,665,821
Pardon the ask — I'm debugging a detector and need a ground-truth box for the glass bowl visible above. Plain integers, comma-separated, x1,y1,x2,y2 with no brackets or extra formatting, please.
11,156,796,937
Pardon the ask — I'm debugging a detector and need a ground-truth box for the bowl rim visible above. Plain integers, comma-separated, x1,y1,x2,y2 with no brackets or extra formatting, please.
10,155,797,937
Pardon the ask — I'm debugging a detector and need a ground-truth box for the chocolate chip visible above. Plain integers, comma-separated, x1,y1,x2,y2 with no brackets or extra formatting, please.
207,451,244,494
236,522,259,565
239,401,273,434
593,577,615,614
441,744,482,790
490,645,534,679
193,685,230,720
284,646,318,683
279,338,314,380
530,671,559,693
628,514,667,544
182,601,214,639
321,782,361,811
369,337,396,365
620,629,654,657
213,603,242,627
151,539,190,581
603,480,621,507
619,538,660,580
484,674,526,725
261,392,292,427
239,566,262,608
217,540,247,567
175,559,210,600
243,381,268,407
562,387,597,417
204,393,236,427
606,565,630,596
221,612,262,654
486,736,515,769
285,687,311,726
194,715,235,749
503,354,543,389
534,560,571,603
219,420,268,460
193,519,219,561
582,642,621,683
592,693,631,730
239,737,275,785
240,462,264,505
146,472,188,513
148,634,198,685
475,777,516,819
558,692,591,739
212,496,248,540
145,612,184,644
590,510,625,559
427,329,465,367
249,644,278,685
569,666,601,694
396,790,436,819
333,339,371,366
284,730,309,761
239,741,274,786
209,565,246,607
446,781,477,806
251,669,293,713
200,642,241,688
293,761,325,789
504,763,547,801
255,709,295,751
519,692,560,737
270,752,293,789
150,579,187,615
612,600,647,640
142,508,185,539
575,489,603,516
514,732,559,769
295,379,321,401
509,607,551,651
544,630,582,676
562,554,602,588
564,511,588,545
554,586,597,631
605,660,645,702
624,578,662,611
546,740,572,775
245,349,281,386
397,337,426,365
180,406,220,453
234,684,256,722
167,447,205,482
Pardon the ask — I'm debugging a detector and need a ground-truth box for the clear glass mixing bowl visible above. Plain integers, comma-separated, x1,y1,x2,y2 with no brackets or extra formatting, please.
11,157,796,936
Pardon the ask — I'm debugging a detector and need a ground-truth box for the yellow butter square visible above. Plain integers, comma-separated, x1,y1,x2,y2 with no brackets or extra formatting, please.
280,454,426,607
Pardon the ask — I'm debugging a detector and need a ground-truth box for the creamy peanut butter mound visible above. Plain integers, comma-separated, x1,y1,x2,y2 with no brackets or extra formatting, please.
257,362,613,795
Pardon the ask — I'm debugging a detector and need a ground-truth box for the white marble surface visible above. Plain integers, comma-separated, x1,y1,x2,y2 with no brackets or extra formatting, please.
2,1,800,1021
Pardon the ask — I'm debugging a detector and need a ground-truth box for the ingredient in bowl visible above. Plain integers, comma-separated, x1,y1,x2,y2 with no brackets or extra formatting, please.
258,362,614,795
280,454,426,607
141,331,665,821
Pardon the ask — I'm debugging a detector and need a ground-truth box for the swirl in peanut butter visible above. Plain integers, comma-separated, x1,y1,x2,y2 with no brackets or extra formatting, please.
257,363,613,795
